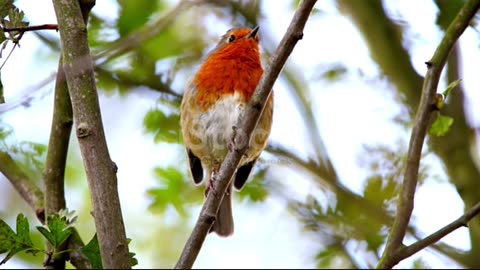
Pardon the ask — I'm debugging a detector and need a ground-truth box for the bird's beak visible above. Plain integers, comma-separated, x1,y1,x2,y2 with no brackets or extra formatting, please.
247,26,260,39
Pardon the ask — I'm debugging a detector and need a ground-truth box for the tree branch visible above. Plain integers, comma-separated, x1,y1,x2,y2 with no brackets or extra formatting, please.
3,24,58,32
396,201,480,264
93,0,197,66
66,229,92,269
377,0,480,268
51,0,131,268
174,0,317,268
44,1,94,269
268,144,470,265
0,151,45,221
43,57,71,270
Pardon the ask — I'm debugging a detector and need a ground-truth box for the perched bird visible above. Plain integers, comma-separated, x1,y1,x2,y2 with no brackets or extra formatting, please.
180,26,274,237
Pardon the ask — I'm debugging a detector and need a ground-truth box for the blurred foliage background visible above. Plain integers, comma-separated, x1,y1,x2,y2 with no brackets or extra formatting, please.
1,0,480,268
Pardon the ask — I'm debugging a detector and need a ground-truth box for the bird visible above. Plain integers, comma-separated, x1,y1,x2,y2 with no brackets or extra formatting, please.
180,26,274,237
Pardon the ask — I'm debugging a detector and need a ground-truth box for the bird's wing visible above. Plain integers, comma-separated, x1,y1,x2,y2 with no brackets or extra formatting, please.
186,148,204,185
233,157,258,190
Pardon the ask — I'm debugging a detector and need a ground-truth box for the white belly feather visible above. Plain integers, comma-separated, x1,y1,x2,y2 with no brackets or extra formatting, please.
190,93,245,165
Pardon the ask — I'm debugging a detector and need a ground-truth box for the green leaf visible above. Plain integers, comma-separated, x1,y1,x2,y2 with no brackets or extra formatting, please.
429,114,454,137
0,0,13,19
143,109,181,144
442,79,461,100
36,212,74,248
16,214,33,247
82,234,103,270
82,234,138,269
147,166,203,216
363,175,397,209
130,252,138,267
36,227,54,247
0,214,36,265
117,0,159,36
148,167,188,215
0,218,16,253
126,239,138,267
315,246,337,268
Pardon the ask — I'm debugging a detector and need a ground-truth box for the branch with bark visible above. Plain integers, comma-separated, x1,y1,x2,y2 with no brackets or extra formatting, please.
395,201,480,264
3,24,58,32
43,0,94,268
377,0,480,268
0,151,45,221
174,0,317,268
51,0,131,268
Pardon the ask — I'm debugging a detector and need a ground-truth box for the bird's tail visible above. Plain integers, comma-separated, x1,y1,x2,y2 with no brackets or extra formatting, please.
210,184,234,237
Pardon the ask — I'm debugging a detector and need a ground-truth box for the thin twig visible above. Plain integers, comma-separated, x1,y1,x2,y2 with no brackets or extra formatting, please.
174,0,317,268
377,0,480,268
3,24,58,32
397,201,480,263
0,35,22,70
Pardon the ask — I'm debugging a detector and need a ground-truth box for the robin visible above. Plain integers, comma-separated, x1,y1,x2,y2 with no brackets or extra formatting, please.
180,26,274,237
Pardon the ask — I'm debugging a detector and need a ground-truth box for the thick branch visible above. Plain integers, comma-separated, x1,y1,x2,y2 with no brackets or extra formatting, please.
51,0,131,268
377,0,480,268
44,1,94,269
174,0,317,268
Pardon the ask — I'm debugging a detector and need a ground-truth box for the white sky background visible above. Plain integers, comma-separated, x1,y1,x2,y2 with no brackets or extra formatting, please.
1,0,480,268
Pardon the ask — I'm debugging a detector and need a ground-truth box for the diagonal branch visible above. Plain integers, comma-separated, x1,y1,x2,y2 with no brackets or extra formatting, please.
377,0,480,268
0,151,45,221
174,0,317,268
397,201,480,264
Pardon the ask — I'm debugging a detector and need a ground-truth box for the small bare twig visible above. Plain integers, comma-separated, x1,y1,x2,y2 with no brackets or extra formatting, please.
0,24,57,70
174,0,317,268
0,33,22,70
377,0,480,268
3,24,58,32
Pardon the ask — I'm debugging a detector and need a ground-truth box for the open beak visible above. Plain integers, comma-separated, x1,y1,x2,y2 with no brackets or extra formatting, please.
247,26,260,39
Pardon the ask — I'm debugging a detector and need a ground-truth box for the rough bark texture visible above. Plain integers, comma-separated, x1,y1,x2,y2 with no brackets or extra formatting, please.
51,0,131,268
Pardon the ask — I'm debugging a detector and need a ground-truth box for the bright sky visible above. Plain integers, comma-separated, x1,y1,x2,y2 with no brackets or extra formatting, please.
1,0,480,268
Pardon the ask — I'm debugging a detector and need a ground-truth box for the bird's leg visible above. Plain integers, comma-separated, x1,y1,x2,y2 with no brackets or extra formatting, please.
205,163,221,198
228,125,237,152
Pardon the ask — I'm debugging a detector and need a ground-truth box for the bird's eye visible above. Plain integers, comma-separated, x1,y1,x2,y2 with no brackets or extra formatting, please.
228,34,236,43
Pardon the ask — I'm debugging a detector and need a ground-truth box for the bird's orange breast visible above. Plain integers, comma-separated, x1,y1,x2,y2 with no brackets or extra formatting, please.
193,39,263,111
